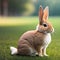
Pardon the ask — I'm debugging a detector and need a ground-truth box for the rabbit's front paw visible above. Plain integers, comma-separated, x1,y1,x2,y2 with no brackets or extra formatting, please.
44,54,49,56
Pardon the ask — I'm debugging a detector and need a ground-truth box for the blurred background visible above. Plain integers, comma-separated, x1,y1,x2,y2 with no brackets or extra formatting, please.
0,0,60,60
0,0,60,16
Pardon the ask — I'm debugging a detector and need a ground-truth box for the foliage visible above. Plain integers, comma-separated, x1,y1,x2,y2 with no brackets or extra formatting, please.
34,0,60,16
8,0,35,16
0,0,60,16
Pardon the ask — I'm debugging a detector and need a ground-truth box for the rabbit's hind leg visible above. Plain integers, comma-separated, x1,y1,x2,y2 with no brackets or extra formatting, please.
29,47,38,56
18,44,37,56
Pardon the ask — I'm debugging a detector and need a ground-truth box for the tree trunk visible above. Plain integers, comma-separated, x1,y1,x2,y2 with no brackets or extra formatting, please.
1,0,3,16
1,0,8,16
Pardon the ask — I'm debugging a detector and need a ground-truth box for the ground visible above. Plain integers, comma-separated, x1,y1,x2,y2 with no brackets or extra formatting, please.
0,16,60,60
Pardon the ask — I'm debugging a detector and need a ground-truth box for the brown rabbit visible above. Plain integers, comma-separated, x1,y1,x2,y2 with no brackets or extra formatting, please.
10,5,54,56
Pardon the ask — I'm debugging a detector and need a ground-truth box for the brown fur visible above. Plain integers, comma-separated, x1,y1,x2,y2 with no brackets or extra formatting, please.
17,6,54,56
17,30,46,55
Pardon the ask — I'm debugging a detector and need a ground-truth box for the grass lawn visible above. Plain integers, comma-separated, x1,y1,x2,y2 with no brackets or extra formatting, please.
0,16,60,60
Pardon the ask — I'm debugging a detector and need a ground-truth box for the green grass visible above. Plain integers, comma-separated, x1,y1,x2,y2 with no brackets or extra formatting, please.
0,16,60,60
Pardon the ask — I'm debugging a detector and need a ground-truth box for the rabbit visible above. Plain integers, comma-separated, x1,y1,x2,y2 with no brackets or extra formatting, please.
10,5,54,56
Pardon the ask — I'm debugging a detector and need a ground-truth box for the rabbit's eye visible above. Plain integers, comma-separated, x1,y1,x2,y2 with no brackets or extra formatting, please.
43,24,47,27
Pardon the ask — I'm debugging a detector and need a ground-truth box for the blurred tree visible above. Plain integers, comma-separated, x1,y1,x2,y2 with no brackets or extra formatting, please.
8,0,35,16
8,0,25,15
0,0,60,16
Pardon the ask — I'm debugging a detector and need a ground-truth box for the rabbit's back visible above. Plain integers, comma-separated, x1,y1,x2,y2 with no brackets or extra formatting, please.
18,30,45,50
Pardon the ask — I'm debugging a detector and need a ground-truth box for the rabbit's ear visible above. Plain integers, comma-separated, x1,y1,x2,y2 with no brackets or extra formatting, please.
39,5,43,24
43,6,49,20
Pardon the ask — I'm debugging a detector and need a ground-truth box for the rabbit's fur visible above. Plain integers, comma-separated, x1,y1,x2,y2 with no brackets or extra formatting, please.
10,6,54,56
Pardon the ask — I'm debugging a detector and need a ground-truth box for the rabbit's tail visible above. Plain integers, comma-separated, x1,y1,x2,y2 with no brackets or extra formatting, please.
10,46,18,55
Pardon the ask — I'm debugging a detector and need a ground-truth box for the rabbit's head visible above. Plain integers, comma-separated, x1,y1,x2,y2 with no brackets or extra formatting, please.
36,6,54,33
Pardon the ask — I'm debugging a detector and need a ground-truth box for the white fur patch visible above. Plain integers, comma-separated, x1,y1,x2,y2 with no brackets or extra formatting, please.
36,24,42,32
36,24,39,30
10,46,18,55
43,33,51,47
